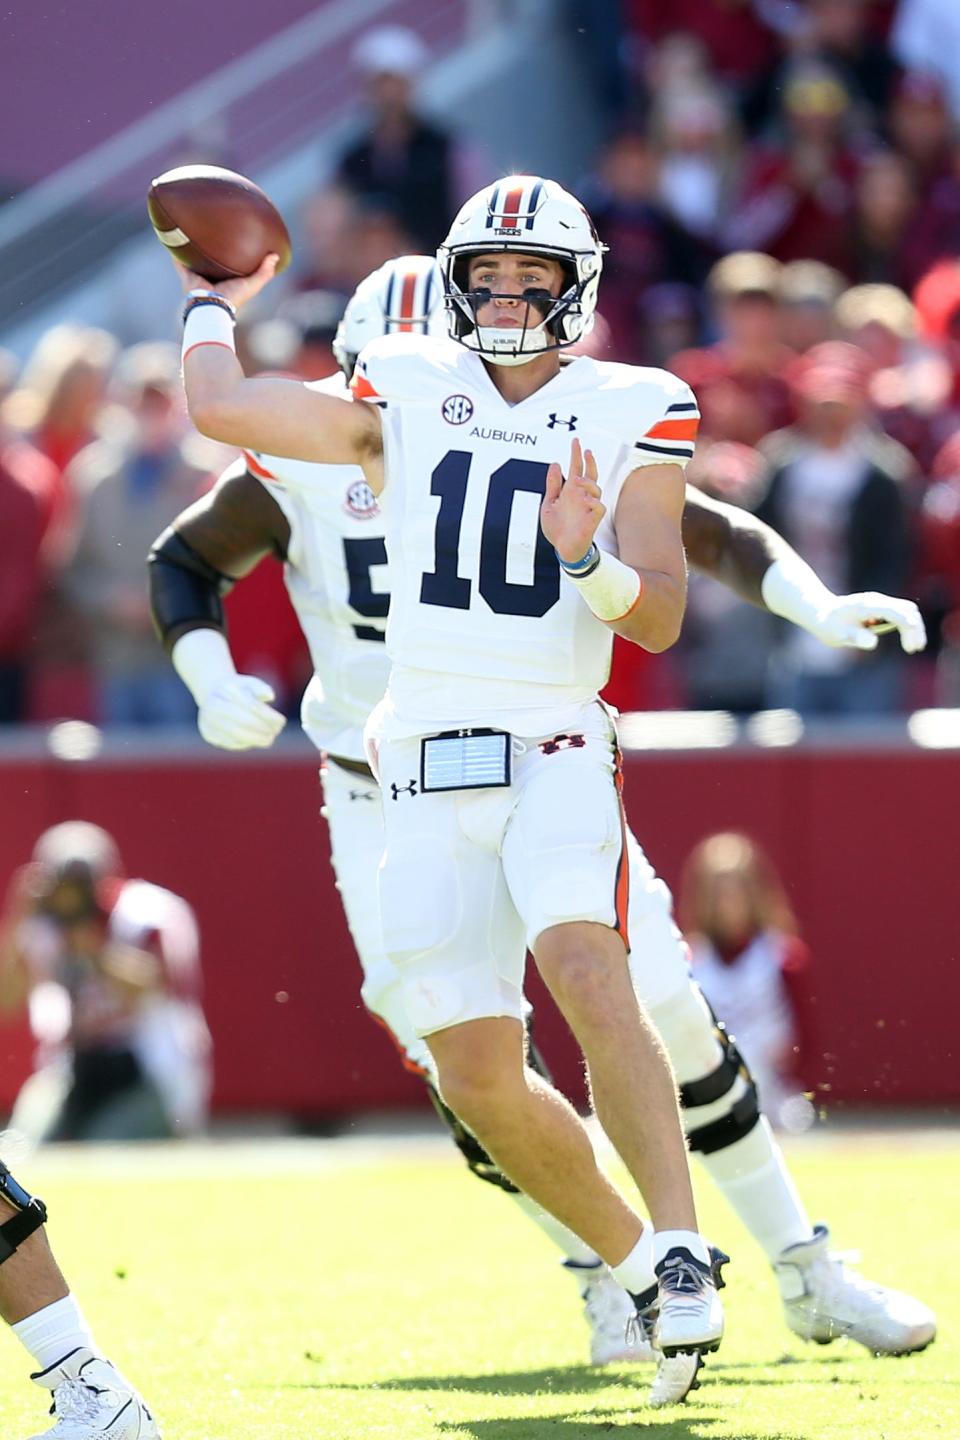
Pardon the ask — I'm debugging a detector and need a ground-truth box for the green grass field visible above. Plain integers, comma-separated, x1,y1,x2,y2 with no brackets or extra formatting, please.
1,1130,957,1439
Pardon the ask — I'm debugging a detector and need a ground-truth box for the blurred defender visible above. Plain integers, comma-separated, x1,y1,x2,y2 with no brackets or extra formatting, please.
151,251,933,1399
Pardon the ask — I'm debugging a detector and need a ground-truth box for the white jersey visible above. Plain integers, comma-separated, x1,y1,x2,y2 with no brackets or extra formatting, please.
353,334,698,739
245,373,391,761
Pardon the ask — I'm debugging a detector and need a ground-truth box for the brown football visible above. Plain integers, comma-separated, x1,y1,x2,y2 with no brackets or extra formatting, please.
147,164,292,282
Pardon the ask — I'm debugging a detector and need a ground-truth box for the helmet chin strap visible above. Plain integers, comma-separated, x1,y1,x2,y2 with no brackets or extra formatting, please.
460,287,569,366
476,326,552,367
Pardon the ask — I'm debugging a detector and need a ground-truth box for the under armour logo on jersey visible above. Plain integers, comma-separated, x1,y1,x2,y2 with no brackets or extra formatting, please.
539,733,587,755
548,413,578,431
349,789,377,802
390,780,418,801
441,394,474,425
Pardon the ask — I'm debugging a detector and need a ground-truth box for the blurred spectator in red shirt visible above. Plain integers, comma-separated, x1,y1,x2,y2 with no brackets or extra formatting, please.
725,61,862,272
680,831,817,1133
652,84,740,249
2,326,116,563
836,281,950,469
0,352,56,723
850,149,926,287
671,251,795,445
888,71,954,192
627,0,782,100
918,432,960,701
911,259,960,456
778,259,845,353
582,129,705,362
757,341,915,715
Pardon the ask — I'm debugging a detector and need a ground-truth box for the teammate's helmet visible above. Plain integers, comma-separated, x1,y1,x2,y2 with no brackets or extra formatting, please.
437,175,607,368
333,254,446,379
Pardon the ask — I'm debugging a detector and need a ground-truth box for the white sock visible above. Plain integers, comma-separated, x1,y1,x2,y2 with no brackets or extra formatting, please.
653,1229,710,1268
509,1192,600,1267
696,1118,813,1261
11,1294,96,1374
610,1226,655,1294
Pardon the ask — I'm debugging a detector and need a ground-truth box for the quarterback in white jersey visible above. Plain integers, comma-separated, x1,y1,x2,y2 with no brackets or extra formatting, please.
171,179,729,1376
165,180,933,1386
153,254,934,1390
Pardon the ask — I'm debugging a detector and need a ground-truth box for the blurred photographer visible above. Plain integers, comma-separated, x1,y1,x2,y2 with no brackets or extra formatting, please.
0,822,211,1143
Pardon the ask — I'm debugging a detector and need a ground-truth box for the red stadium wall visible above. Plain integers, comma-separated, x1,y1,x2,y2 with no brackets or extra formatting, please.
1,745,957,1117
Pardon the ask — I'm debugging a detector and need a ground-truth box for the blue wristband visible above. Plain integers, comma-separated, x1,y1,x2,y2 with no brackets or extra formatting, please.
557,543,601,578
182,290,236,324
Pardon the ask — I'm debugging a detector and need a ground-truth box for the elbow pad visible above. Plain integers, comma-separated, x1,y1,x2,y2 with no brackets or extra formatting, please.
148,527,232,650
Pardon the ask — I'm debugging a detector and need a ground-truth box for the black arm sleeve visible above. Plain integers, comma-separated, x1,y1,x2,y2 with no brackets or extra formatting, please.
148,528,233,653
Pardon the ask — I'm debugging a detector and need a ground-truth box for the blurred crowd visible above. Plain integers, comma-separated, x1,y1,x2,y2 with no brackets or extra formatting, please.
3,0,960,728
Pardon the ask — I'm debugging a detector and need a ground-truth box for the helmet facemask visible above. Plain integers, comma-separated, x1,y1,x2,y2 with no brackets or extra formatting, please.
445,253,587,367
438,176,606,368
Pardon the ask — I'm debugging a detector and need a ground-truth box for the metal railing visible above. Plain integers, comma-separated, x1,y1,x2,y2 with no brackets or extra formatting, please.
0,0,481,334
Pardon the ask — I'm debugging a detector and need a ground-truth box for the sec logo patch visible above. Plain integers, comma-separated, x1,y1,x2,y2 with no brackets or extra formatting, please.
344,479,380,518
441,394,474,425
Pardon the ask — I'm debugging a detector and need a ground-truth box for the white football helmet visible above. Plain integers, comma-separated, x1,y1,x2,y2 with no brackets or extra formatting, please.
333,253,446,378
437,175,606,367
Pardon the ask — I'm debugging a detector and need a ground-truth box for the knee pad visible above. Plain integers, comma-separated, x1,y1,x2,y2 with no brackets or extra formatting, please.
0,1162,47,1264
649,981,727,1083
676,1010,762,1156
424,1082,519,1194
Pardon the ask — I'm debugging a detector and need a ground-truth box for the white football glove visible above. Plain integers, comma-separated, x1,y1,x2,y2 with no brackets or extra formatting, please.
807,592,927,654
196,673,287,750
172,628,287,750
761,556,927,655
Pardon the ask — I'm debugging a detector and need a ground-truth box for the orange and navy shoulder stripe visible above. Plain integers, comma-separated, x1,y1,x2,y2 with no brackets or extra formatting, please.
634,399,700,463
243,450,281,484
350,369,382,401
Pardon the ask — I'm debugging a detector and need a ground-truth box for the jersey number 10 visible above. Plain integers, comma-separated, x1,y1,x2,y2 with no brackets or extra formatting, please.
419,451,560,617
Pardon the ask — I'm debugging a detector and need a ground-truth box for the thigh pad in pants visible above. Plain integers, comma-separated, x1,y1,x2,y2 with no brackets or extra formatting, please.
502,732,625,952
376,739,526,1037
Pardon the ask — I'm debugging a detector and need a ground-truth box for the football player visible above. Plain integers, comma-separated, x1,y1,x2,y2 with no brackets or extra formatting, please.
151,252,933,1403
0,1199,160,1439
163,182,930,1398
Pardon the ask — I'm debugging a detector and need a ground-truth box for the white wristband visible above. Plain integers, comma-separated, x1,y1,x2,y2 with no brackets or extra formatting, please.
182,304,236,365
563,549,642,623
172,628,237,705
760,554,835,630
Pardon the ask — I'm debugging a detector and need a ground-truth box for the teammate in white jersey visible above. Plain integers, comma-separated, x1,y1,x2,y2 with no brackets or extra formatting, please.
166,179,930,1384
152,254,934,1399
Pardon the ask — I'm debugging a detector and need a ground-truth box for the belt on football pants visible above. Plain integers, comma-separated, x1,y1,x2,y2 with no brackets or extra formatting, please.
326,753,376,782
